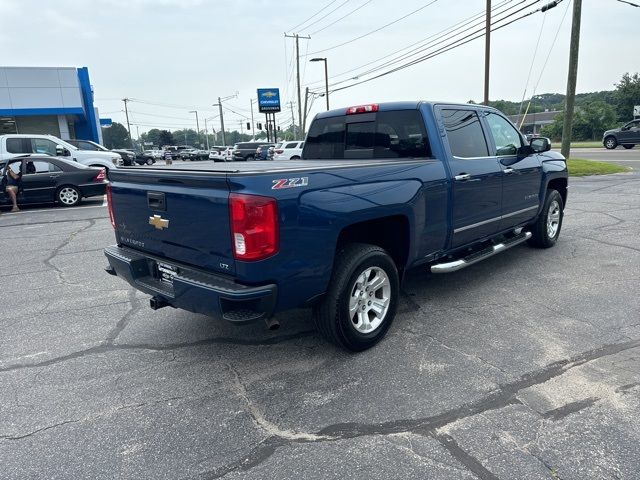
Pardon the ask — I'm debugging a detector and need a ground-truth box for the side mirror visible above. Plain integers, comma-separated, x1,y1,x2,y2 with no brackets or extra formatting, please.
530,137,551,153
55,145,70,157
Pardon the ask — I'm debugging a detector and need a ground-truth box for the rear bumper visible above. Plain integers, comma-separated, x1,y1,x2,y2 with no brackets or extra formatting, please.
104,245,277,324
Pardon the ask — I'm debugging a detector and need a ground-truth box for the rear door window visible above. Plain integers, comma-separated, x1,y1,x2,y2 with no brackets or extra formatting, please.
6,138,30,154
441,109,489,158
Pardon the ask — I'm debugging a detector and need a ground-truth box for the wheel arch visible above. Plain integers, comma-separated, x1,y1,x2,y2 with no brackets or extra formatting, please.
335,215,410,277
547,177,568,208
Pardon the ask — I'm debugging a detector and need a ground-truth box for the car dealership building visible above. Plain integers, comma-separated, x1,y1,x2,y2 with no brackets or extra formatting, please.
0,66,104,143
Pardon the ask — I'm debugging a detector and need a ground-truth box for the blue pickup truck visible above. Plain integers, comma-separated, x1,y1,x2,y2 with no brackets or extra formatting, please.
105,101,568,351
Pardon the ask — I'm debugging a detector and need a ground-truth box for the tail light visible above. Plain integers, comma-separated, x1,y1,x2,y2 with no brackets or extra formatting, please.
106,184,116,229
93,168,106,182
229,193,278,261
346,104,379,115
275,149,284,154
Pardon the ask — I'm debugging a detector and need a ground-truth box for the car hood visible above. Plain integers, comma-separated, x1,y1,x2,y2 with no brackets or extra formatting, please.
603,128,620,136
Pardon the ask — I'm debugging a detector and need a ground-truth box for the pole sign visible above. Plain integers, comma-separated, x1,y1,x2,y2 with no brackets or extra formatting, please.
257,88,281,113
634,105,640,117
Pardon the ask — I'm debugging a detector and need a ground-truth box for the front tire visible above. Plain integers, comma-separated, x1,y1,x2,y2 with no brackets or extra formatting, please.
313,243,399,351
245,155,254,161
146,158,154,165
528,189,563,248
623,144,635,149
604,136,618,149
57,186,82,207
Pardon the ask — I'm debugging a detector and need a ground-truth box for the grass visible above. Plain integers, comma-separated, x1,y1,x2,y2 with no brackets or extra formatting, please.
569,141,603,148
567,158,628,176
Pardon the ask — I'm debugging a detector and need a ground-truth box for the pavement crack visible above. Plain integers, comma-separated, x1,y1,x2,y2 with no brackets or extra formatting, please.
0,330,316,373
541,397,599,421
0,419,81,441
42,219,96,287
224,362,333,442
431,432,500,480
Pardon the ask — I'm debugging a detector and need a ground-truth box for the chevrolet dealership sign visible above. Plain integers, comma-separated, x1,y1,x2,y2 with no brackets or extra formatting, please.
257,88,281,113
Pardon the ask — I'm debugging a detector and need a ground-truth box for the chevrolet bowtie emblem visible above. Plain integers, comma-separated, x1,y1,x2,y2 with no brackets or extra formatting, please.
149,215,169,230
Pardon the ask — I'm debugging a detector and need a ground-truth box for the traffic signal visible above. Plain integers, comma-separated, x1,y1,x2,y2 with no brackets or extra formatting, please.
246,122,251,130
277,126,281,131
257,122,262,130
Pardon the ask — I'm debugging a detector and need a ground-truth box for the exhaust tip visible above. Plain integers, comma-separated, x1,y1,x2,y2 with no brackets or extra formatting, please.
265,317,280,331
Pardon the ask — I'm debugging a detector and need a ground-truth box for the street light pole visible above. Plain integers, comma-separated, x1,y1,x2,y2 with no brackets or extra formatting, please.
310,57,329,111
189,110,200,147
250,98,256,139
212,93,237,147
203,117,210,149
484,0,491,105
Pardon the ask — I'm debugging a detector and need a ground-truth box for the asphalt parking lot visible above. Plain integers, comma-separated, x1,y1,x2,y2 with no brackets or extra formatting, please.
1,172,639,479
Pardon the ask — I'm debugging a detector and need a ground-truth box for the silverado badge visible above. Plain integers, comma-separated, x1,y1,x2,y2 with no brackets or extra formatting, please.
149,215,169,230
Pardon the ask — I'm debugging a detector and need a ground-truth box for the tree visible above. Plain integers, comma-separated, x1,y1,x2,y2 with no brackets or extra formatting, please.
158,130,174,147
614,72,640,121
102,122,130,149
540,101,617,141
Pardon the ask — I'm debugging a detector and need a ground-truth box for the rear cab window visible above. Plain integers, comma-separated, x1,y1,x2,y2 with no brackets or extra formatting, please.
303,109,431,160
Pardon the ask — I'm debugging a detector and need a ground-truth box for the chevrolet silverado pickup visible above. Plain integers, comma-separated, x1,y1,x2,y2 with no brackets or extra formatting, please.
104,101,568,351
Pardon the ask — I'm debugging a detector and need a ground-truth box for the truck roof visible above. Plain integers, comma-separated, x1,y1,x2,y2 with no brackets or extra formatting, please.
314,101,498,119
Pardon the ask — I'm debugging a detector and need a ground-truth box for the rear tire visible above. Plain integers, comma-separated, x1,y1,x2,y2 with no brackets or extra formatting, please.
246,155,254,161
313,243,399,352
57,185,82,207
528,189,563,248
290,156,301,160
146,158,154,165
622,144,635,149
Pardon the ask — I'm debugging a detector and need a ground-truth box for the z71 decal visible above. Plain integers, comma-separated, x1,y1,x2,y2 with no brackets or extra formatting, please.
272,177,309,190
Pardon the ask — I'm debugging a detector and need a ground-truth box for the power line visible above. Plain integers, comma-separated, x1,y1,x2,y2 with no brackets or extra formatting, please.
320,0,535,90
517,5,549,116
324,0,556,94
306,0,441,56
302,0,515,88
295,0,351,33
310,0,375,35
288,0,340,32
616,0,639,6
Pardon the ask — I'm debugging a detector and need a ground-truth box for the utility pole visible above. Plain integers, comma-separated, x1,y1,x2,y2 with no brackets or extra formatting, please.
302,87,310,135
122,98,134,148
217,97,226,146
310,58,329,110
135,125,140,151
483,0,491,105
250,99,256,139
189,110,200,147
204,118,210,149
561,0,582,159
288,101,296,139
285,33,311,143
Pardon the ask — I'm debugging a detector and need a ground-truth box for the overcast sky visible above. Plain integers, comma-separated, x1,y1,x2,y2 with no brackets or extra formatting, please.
0,0,636,136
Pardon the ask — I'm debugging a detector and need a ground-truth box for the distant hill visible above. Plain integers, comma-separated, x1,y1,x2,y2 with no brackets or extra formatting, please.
475,90,618,116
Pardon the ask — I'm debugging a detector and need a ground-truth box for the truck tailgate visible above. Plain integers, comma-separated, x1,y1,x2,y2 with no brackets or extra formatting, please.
108,169,235,275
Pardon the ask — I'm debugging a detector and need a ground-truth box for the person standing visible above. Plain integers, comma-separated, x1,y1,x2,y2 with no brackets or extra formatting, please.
4,160,22,212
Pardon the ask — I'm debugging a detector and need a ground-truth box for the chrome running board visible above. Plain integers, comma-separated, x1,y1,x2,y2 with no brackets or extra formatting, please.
430,231,532,274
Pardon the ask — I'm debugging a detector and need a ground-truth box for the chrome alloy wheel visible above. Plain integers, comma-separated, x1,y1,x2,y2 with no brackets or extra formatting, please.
547,200,561,239
348,267,391,334
604,137,616,149
59,187,79,205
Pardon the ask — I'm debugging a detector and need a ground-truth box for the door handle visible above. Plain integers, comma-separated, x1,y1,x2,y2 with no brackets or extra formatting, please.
454,173,471,181
503,168,515,174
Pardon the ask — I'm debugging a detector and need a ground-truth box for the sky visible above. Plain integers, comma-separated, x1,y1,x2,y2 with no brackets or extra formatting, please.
0,0,636,137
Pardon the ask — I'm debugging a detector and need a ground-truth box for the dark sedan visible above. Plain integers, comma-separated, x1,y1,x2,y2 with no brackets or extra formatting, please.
1,155,107,208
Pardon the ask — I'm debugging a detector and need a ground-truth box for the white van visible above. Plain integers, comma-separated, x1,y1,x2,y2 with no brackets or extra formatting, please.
0,134,122,170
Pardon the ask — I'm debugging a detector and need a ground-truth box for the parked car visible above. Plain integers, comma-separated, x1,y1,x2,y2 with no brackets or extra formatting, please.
105,101,567,351
1,155,107,208
273,141,304,160
137,150,163,165
232,142,273,161
0,134,122,171
603,119,640,149
65,139,135,166
208,146,227,161
179,149,199,160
